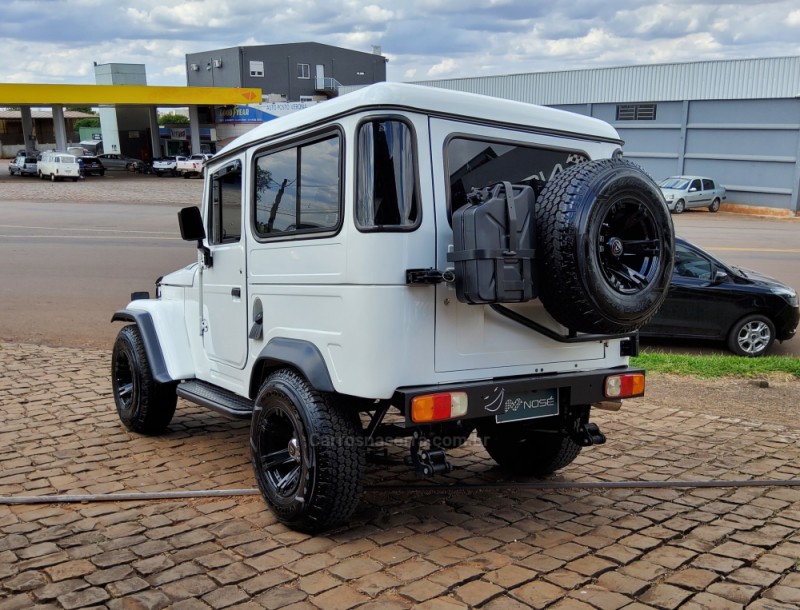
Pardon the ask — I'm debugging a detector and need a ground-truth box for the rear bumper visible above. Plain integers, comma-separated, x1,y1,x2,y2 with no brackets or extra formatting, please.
393,366,643,424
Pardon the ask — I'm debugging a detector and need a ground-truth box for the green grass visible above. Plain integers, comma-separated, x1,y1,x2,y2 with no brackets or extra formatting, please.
632,351,800,379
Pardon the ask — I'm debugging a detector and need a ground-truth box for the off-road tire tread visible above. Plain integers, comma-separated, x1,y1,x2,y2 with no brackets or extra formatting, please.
252,369,365,533
480,424,582,476
112,325,177,434
534,158,672,334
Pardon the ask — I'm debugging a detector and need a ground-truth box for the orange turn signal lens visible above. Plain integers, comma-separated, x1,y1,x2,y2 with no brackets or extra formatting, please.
411,392,468,423
604,373,645,398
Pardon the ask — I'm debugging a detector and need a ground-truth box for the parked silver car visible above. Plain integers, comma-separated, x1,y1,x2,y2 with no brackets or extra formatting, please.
96,153,143,172
8,151,38,176
659,175,726,213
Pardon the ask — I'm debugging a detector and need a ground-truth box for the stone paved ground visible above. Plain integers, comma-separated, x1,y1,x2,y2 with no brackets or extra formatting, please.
1,342,800,609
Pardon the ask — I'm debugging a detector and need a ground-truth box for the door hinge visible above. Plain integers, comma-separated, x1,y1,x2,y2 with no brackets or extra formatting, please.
406,268,455,285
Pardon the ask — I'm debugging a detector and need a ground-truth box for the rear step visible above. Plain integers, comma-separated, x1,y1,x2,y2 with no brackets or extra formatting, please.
176,380,254,420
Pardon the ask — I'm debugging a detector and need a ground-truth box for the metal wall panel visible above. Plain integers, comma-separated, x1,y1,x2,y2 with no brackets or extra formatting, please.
415,57,800,105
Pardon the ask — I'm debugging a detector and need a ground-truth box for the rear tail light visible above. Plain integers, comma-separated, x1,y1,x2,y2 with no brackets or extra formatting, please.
411,392,468,423
604,373,645,398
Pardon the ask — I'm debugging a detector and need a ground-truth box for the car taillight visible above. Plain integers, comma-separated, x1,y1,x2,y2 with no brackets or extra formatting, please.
604,373,645,398
411,392,468,423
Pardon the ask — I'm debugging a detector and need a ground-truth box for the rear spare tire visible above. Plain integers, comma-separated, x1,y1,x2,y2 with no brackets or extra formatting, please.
535,158,674,334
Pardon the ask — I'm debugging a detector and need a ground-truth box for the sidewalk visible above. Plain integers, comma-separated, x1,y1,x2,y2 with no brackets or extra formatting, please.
1,342,799,609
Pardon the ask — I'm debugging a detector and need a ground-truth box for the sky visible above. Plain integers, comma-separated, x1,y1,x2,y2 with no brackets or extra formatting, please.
1,0,799,88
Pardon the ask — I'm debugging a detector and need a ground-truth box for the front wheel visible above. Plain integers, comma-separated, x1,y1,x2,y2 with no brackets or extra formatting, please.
250,369,365,533
50,173,56,182
674,199,686,214
111,325,177,433
709,198,721,213
728,314,775,357
478,420,583,476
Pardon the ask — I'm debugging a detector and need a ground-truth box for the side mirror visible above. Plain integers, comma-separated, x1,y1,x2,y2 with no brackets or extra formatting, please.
178,206,205,241
712,270,728,284
177,206,212,267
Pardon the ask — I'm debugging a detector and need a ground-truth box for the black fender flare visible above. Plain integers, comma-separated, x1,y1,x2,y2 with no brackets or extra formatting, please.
250,338,334,398
111,310,173,384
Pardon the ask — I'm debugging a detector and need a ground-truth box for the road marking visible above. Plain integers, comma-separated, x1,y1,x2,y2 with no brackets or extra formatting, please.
0,223,175,236
707,247,800,254
0,234,181,241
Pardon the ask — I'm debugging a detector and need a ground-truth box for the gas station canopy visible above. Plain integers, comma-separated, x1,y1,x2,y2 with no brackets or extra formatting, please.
0,83,261,106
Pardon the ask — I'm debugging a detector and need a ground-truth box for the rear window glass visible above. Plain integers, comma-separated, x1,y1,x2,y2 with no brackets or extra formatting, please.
446,137,587,218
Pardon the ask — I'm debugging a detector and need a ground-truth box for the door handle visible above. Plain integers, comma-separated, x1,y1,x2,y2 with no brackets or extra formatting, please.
231,287,241,298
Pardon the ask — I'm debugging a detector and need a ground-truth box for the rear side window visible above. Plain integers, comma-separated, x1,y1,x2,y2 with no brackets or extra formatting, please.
702,179,715,190
446,137,587,218
254,133,341,238
356,119,419,230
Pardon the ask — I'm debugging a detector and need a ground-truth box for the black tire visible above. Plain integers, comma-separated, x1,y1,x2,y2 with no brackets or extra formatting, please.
478,421,582,476
100,170,105,177
535,158,674,334
250,369,365,533
709,198,721,213
39,171,44,180
428,421,475,449
72,177,78,182
674,199,686,214
727,314,775,357
155,171,163,177
111,325,177,433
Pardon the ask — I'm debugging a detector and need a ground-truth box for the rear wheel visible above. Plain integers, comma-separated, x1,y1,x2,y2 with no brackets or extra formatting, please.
535,158,674,334
709,198,721,213
728,314,775,357
111,325,177,433
478,420,583,476
251,369,365,533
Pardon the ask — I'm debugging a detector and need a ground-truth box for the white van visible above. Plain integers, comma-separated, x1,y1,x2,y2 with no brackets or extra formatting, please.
37,151,80,182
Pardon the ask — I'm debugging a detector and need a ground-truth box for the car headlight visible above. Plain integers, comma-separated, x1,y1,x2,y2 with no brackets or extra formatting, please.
771,287,798,307
662,193,674,201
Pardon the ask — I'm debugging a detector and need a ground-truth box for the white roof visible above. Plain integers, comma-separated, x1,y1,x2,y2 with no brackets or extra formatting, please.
217,82,620,159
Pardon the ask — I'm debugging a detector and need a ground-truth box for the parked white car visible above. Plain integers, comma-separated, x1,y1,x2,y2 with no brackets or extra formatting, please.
175,153,212,178
659,175,726,213
111,82,674,533
37,151,80,182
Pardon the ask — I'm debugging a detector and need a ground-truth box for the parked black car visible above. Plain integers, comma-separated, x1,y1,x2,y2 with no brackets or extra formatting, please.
78,155,105,177
640,237,799,356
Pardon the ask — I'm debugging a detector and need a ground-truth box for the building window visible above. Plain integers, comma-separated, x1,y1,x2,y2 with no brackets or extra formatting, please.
297,63,310,79
249,61,264,77
616,103,657,121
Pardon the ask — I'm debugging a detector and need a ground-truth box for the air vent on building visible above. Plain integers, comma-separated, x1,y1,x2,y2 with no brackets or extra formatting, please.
190,64,199,71
212,59,223,68
616,103,657,121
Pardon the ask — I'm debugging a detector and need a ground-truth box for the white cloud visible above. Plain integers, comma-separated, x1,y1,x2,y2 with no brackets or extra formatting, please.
0,0,798,87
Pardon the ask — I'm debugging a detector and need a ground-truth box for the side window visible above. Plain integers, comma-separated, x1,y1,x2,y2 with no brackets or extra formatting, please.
689,179,701,191
297,63,310,79
446,137,588,219
673,244,713,281
356,119,419,230
702,179,714,190
209,161,242,245
254,133,341,238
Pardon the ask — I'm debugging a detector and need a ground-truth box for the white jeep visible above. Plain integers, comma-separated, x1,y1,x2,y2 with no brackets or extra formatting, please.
111,83,674,533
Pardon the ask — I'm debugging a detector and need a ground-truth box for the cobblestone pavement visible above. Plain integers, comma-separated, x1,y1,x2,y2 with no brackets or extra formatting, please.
1,342,800,609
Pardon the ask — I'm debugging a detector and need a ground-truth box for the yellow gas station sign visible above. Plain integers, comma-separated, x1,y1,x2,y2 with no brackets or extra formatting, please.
0,83,261,106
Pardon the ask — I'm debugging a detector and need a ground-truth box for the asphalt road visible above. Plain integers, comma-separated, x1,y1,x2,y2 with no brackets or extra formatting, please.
0,183,798,355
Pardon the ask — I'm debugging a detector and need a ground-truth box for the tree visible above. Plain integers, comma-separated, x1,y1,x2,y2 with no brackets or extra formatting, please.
74,117,101,128
159,112,190,126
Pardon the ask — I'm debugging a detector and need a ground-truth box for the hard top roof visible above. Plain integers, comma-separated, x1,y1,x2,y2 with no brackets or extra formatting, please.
216,82,620,159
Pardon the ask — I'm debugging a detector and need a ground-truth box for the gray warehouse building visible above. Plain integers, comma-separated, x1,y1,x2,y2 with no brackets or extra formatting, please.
415,56,800,215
